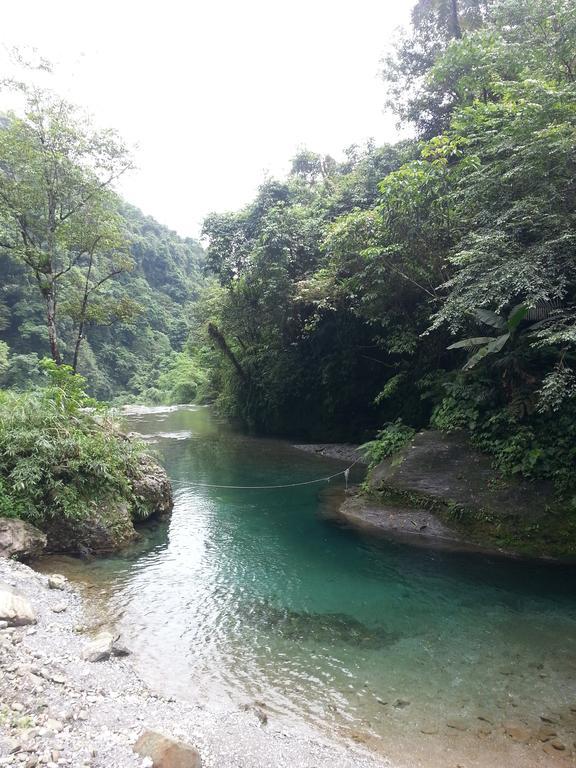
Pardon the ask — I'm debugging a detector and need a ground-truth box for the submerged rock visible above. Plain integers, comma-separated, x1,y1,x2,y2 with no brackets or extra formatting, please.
503,720,532,743
0,518,47,560
246,600,399,649
0,582,36,626
133,729,202,768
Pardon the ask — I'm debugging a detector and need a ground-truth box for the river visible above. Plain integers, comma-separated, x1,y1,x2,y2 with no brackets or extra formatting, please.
37,405,576,767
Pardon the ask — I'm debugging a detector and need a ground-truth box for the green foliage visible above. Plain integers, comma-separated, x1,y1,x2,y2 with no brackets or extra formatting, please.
156,352,208,404
0,360,146,525
431,375,576,489
360,421,416,468
0,199,205,401
197,0,576,500
447,304,529,369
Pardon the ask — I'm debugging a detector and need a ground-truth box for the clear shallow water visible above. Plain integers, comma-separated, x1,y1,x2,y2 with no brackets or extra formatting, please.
38,406,576,767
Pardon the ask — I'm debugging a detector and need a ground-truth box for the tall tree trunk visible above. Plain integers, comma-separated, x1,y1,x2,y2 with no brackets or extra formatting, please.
450,0,463,39
72,315,86,373
207,323,247,381
44,286,62,365
72,255,94,373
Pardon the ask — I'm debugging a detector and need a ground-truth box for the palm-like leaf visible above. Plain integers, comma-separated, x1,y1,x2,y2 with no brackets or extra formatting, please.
475,308,507,330
462,333,510,370
447,336,495,350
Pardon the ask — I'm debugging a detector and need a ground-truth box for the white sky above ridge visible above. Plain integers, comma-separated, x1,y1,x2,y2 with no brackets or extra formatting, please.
1,0,414,239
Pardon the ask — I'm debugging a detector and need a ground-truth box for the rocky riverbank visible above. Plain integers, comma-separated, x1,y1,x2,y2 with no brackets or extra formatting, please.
335,430,576,560
0,557,387,768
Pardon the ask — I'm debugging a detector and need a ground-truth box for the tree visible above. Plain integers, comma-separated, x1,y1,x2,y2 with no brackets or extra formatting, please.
0,82,134,366
381,0,494,135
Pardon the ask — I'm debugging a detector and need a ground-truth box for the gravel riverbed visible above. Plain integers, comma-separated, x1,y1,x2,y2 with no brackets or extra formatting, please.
0,557,387,768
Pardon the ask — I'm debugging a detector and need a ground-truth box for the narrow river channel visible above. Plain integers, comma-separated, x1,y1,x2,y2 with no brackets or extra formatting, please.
37,405,576,767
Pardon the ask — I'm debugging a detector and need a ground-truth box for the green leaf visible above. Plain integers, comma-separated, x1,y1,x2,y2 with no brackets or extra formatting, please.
506,304,528,333
448,336,495,350
463,333,510,370
475,308,506,331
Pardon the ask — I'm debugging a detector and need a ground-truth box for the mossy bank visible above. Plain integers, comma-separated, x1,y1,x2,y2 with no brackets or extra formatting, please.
340,431,576,560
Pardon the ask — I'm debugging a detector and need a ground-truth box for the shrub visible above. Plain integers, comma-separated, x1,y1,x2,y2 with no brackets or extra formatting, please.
0,360,146,525
360,419,416,468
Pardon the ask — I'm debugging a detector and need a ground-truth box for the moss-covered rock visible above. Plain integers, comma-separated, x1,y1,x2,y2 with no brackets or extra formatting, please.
43,500,137,555
43,455,174,556
355,430,576,558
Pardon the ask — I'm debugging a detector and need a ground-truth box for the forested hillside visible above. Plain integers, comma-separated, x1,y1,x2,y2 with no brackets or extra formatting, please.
0,96,204,401
198,0,576,497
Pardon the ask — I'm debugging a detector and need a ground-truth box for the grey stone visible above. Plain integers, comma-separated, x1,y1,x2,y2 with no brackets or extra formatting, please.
0,519,47,560
47,575,66,590
0,583,36,626
130,455,174,521
370,430,553,519
81,632,114,662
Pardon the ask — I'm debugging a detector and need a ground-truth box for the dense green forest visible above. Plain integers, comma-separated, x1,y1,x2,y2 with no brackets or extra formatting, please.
194,0,576,498
1,0,576,505
0,82,205,403
0,201,205,402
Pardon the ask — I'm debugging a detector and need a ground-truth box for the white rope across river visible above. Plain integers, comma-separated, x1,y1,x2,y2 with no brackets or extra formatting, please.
173,457,363,491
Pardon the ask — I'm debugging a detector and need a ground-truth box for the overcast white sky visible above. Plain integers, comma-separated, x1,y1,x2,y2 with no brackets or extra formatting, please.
1,0,414,238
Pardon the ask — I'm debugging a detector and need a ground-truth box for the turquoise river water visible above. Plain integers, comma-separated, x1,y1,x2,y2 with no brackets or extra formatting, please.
37,405,576,768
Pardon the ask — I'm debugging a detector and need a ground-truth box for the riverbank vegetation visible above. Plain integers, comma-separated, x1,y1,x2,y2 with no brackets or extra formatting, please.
194,0,576,505
0,361,143,525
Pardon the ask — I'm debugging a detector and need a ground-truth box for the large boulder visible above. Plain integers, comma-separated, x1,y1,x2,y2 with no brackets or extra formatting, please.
369,430,553,518
134,730,201,768
0,582,36,625
0,518,47,560
130,455,174,522
43,500,137,556
360,430,566,556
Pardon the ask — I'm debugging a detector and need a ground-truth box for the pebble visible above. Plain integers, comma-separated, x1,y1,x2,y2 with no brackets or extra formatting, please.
503,721,532,743
44,719,63,733
446,719,468,732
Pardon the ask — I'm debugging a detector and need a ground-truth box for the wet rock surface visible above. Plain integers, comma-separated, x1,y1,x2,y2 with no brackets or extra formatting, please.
336,494,463,547
0,558,385,768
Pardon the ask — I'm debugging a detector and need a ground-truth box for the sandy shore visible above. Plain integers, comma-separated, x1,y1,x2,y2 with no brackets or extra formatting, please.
0,557,388,768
